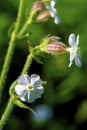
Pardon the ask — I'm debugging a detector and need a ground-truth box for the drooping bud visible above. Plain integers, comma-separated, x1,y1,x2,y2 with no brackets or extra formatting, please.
32,1,45,11
36,11,51,22
46,42,67,55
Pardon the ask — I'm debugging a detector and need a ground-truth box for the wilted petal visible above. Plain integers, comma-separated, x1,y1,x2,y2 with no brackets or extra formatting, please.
18,74,31,85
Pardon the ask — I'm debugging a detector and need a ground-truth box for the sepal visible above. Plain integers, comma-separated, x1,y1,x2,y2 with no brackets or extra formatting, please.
14,98,37,116
9,81,17,96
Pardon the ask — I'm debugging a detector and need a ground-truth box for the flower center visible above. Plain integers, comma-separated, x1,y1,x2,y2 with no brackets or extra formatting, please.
66,47,78,56
27,84,34,91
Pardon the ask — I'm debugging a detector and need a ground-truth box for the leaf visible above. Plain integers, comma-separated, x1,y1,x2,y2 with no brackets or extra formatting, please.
34,56,43,64
14,99,37,116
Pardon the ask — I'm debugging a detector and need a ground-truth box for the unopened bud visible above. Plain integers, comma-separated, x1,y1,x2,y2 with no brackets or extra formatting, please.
36,11,51,22
32,1,45,11
46,42,67,55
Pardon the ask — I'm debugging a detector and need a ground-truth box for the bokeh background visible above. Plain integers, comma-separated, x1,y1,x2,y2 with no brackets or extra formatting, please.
0,0,87,130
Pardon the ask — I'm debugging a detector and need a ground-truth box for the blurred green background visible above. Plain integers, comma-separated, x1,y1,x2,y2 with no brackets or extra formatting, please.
0,0,87,130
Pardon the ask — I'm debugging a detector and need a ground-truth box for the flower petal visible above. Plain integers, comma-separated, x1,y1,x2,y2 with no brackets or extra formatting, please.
69,50,75,67
69,33,75,47
28,93,36,103
75,51,82,67
20,93,27,102
15,74,44,103
21,91,30,102
51,0,56,7
15,85,26,96
34,86,44,99
76,35,79,46
27,86,44,103
31,74,40,84
20,91,30,102
18,74,31,85
34,79,42,88
54,14,60,24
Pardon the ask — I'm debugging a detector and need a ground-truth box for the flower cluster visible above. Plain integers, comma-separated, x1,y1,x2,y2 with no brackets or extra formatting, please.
15,74,44,103
32,0,60,24
14,34,82,106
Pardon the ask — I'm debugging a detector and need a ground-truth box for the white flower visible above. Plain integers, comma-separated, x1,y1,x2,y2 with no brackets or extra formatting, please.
15,74,44,103
46,0,60,24
67,33,82,67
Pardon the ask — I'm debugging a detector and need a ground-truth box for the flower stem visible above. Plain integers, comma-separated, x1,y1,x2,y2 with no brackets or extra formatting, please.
0,51,34,130
0,0,25,95
21,52,33,74
17,10,37,38
0,96,14,130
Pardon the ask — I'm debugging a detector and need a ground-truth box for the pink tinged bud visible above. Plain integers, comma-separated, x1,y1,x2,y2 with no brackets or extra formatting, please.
36,11,51,22
32,1,45,11
46,42,67,55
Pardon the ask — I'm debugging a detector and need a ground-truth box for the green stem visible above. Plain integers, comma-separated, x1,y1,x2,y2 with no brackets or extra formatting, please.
0,51,34,130
0,37,15,93
0,96,14,130
21,53,33,74
17,10,37,38
0,0,25,94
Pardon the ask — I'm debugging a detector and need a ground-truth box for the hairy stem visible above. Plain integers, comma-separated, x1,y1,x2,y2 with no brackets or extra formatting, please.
21,53,33,74
0,96,14,130
0,0,25,95
0,51,34,130
17,10,37,38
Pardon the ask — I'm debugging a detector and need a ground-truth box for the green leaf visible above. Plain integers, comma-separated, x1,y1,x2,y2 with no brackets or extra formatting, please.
34,56,43,64
14,99,37,116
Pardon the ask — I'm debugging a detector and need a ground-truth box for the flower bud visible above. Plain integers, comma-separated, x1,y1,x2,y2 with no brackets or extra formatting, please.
36,11,51,22
32,1,45,11
46,42,67,55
